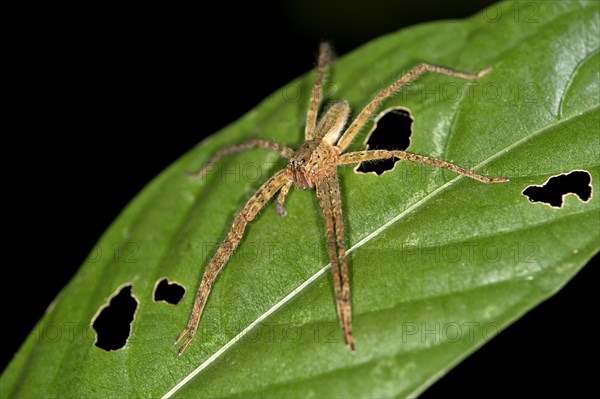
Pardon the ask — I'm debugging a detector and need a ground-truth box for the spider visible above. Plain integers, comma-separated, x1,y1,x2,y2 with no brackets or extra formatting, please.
175,43,508,355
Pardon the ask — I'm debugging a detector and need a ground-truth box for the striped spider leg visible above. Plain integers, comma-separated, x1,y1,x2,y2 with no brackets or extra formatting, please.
175,43,508,355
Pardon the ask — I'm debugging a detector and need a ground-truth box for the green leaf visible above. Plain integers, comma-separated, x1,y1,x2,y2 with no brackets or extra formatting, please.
3,1,599,397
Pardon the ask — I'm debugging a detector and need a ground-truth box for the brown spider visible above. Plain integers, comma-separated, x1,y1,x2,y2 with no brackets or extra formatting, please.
175,43,508,355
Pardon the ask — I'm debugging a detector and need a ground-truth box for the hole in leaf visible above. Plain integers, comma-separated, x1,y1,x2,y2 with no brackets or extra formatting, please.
92,285,138,351
356,107,413,175
153,278,185,305
522,170,592,208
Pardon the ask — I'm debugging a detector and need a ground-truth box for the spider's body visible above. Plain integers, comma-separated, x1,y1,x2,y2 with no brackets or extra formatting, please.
289,140,339,189
289,100,349,189
175,44,508,355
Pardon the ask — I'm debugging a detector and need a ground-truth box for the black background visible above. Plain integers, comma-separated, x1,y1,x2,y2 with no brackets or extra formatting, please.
6,1,596,395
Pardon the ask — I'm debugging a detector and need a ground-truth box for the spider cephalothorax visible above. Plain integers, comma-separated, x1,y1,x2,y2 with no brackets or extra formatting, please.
289,139,339,189
175,43,507,355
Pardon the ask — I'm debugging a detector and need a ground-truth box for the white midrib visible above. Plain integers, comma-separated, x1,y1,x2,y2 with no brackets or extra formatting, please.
161,106,596,398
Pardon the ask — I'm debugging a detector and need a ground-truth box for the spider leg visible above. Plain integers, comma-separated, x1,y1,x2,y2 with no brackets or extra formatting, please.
175,170,291,355
306,42,332,140
339,150,509,183
316,173,355,351
188,139,294,179
336,64,492,152
275,180,293,217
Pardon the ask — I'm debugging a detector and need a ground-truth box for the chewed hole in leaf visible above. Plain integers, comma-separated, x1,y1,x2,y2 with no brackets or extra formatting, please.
153,278,185,305
92,285,138,351
522,170,592,208
355,107,413,175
